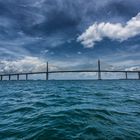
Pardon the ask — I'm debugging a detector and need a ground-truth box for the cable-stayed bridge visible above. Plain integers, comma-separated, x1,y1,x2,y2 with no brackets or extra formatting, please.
0,60,140,80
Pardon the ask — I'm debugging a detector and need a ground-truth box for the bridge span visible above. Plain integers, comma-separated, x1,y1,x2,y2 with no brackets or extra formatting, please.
0,60,140,80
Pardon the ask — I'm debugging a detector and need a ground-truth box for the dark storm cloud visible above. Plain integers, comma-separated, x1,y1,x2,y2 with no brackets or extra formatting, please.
0,0,139,60
105,0,140,20
0,0,140,37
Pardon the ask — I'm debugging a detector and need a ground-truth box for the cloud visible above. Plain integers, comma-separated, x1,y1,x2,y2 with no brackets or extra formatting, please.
0,56,98,74
0,56,59,74
77,13,140,48
0,56,44,73
125,66,140,71
0,0,140,68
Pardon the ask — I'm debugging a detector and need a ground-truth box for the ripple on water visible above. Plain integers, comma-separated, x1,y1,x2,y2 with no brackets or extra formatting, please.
0,80,140,140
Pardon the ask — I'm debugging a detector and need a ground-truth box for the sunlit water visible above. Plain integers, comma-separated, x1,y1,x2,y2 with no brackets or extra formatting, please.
0,80,140,140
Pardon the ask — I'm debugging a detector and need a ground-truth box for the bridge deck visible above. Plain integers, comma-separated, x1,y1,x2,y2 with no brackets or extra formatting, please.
0,70,140,76
0,60,140,80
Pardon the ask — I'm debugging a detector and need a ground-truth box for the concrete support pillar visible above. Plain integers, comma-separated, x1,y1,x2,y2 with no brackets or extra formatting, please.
98,60,101,80
46,73,48,80
125,72,128,80
9,75,11,80
138,72,140,80
17,74,19,80
46,62,49,80
26,74,28,80
0,75,2,81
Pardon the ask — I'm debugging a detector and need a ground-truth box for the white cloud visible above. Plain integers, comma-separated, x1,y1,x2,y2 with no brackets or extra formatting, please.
32,0,45,8
125,66,140,71
77,13,140,48
0,56,58,74
77,51,82,55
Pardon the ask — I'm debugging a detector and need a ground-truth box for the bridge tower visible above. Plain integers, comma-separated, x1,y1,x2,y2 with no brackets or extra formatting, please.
98,60,101,80
46,62,49,80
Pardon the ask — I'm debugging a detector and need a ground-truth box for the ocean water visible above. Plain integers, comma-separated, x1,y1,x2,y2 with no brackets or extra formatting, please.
0,80,140,140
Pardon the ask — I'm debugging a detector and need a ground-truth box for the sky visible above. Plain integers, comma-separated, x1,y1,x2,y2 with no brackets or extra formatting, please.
0,0,140,78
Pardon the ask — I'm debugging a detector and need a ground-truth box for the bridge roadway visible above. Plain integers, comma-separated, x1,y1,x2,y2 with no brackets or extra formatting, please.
0,70,140,76
0,70,140,80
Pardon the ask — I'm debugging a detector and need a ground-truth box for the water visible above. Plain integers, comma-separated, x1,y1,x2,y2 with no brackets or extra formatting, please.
0,80,140,140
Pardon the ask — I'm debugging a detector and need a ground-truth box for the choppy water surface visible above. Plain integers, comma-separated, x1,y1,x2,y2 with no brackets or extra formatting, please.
0,80,140,140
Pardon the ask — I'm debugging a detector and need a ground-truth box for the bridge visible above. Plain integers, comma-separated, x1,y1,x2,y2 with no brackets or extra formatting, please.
0,60,140,80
